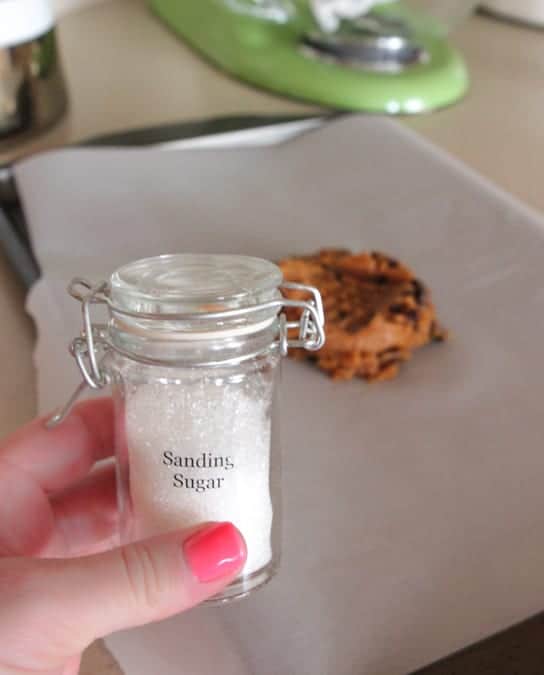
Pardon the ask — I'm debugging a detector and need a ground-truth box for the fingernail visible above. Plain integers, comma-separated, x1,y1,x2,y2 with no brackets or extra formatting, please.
183,522,246,583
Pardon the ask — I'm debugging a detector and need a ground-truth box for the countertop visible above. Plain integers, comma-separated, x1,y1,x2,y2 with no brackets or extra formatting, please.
1,1,543,673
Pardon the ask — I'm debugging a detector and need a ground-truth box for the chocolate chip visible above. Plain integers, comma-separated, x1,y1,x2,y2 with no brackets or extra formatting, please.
379,357,400,369
344,311,376,333
389,304,419,323
412,279,427,304
405,308,419,322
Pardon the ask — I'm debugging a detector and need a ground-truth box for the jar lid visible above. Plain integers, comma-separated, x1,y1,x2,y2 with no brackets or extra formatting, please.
110,254,283,316
107,254,285,339
46,257,324,419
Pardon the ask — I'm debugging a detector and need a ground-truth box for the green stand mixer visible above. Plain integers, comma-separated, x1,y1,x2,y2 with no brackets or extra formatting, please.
149,0,477,113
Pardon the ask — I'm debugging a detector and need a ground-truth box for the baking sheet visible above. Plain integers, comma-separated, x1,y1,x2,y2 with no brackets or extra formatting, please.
0,115,323,288
15,116,544,675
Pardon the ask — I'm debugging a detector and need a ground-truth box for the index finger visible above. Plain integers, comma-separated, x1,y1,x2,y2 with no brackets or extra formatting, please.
0,397,115,493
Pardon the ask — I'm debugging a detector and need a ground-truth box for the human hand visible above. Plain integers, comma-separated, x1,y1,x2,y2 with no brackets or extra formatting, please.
0,398,246,675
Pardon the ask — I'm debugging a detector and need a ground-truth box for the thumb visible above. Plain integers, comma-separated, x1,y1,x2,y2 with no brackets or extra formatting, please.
0,522,246,669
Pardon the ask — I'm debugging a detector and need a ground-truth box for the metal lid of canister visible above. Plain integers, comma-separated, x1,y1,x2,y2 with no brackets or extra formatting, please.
0,0,54,49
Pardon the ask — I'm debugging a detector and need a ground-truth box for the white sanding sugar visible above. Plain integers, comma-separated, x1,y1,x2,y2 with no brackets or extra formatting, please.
125,372,274,576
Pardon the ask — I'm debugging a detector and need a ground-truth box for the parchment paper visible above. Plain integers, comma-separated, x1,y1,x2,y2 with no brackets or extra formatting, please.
15,116,544,675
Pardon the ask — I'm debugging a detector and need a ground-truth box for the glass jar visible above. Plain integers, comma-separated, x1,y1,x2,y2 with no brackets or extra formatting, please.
52,254,325,602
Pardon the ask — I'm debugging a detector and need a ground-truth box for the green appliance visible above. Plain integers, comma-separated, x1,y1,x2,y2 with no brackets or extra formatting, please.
149,0,474,114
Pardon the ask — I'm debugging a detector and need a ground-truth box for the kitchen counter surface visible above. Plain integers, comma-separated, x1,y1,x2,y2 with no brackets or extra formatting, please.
1,2,543,673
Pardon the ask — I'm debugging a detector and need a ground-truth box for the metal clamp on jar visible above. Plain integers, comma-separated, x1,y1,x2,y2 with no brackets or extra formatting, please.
0,0,68,141
50,254,325,602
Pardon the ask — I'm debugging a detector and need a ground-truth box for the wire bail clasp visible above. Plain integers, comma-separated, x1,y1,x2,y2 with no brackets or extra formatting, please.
278,282,325,356
67,278,110,390
48,276,326,429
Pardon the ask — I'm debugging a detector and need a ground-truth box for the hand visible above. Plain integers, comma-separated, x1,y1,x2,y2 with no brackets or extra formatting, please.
0,399,246,675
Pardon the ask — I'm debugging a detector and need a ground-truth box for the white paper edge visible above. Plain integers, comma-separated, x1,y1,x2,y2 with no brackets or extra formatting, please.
156,118,325,151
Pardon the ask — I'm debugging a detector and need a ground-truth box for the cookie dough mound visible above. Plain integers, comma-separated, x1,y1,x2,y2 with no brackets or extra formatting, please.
279,249,446,381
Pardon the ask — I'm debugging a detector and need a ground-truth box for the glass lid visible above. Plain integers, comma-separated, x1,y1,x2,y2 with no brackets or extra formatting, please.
110,254,284,317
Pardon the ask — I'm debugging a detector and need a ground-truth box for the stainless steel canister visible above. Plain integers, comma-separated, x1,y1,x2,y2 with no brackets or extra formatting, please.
0,0,68,140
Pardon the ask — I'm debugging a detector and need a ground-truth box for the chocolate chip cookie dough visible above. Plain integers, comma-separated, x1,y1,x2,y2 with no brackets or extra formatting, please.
279,249,446,381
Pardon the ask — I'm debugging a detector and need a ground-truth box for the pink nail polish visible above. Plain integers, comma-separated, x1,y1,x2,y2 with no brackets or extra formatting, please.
184,522,246,583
